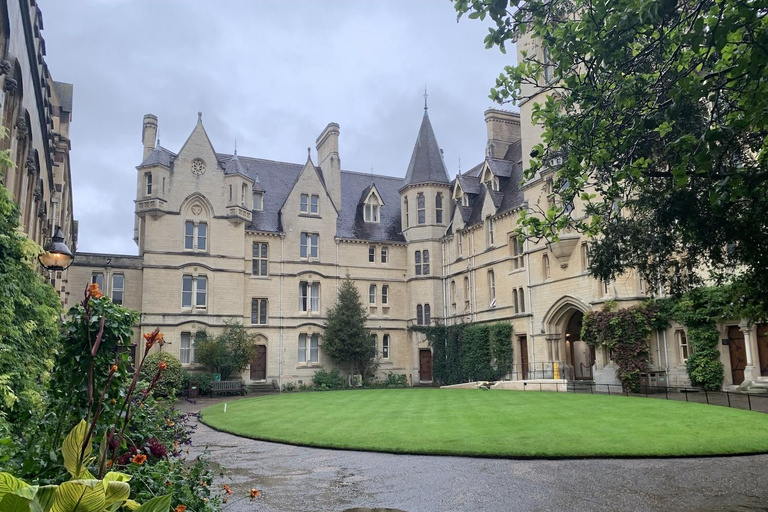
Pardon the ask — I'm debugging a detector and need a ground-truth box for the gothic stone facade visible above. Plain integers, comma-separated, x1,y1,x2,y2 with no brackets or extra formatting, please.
0,0,77,305
68,91,768,389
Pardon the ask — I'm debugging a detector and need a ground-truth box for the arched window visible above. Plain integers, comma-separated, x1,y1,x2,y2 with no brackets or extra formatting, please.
543,254,551,279
519,287,525,312
415,251,422,275
435,193,443,224
369,284,377,304
424,304,431,325
403,196,409,228
417,193,425,224
422,250,430,275
513,289,519,314
416,304,423,325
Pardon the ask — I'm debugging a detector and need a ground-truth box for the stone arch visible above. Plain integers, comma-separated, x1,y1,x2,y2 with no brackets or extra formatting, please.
541,295,591,334
180,192,213,220
541,296,593,380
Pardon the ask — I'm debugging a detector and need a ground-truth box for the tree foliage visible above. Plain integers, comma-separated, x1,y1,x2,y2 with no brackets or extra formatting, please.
455,0,768,309
0,164,61,439
322,275,375,377
193,323,256,381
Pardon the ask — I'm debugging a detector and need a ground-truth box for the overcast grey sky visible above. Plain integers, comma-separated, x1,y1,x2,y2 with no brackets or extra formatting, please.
40,1,515,255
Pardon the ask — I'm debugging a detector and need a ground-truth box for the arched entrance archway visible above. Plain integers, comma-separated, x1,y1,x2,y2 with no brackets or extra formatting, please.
565,311,595,380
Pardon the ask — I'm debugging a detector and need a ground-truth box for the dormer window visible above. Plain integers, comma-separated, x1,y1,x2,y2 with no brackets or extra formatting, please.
253,192,264,211
461,195,469,207
300,194,320,216
364,195,380,223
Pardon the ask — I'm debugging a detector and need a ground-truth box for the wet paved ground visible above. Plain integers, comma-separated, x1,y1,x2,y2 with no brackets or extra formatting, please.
180,397,768,512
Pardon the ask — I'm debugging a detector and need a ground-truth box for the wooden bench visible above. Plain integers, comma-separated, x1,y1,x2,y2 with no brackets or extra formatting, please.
210,380,245,396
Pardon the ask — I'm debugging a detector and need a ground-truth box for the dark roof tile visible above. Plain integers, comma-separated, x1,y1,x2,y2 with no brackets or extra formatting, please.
401,112,450,188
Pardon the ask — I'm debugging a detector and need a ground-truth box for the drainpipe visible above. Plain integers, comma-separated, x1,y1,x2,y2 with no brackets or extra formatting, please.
655,330,662,370
471,230,477,322
662,328,670,374
525,236,535,368
279,234,285,392
441,238,448,324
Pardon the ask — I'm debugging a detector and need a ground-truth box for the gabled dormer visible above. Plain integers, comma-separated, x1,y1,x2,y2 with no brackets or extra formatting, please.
479,160,500,191
360,183,384,223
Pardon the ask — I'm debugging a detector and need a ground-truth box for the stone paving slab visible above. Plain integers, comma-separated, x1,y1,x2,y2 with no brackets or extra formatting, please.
179,396,768,512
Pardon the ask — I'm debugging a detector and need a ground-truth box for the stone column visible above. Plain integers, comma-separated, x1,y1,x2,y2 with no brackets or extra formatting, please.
740,322,760,382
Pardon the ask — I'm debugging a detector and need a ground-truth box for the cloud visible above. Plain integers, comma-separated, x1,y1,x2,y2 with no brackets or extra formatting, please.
40,0,516,254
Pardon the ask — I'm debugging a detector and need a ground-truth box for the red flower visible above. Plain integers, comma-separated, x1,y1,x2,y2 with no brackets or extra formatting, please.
88,283,103,299
174,506,186,512
249,489,260,499
132,454,147,465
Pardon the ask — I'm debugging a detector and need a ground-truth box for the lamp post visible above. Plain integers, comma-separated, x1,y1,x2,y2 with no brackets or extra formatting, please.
38,226,74,271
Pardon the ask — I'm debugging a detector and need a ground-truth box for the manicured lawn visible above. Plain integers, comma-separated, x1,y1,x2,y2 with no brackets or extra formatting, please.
200,389,768,458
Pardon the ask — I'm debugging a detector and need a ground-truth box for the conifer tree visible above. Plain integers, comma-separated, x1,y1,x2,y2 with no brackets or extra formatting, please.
323,274,375,378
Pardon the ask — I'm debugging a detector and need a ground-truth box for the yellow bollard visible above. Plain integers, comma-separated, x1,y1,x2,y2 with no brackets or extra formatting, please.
553,362,560,380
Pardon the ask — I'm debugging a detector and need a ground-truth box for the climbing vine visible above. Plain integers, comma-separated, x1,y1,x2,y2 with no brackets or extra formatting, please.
581,303,659,392
411,322,513,386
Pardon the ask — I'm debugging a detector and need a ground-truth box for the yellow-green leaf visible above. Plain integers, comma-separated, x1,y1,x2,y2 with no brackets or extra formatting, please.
0,486,39,512
122,500,140,511
34,486,57,512
50,481,105,512
0,474,28,501
62,421,91,479
133,495,171,512
102,482,128,508
100,475,130,485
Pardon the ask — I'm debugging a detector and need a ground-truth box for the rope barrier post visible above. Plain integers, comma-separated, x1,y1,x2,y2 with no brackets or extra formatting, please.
685,390,689,402
726,391,731,408
664,386,668,401
748,393,752,411
705,389,709,405
607,384,611,396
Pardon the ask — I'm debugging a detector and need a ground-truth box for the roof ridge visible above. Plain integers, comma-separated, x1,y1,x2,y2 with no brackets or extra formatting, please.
341,169,402,181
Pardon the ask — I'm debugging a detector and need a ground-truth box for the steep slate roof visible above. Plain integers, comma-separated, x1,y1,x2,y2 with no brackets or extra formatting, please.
215,153,303,233
138,146,176,169
338,172,405,242
454,141,526,229
223,153,249,178
52,81,73,113
401,111,450,189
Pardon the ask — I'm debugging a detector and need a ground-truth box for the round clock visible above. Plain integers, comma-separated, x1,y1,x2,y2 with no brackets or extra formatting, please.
191,158,206,175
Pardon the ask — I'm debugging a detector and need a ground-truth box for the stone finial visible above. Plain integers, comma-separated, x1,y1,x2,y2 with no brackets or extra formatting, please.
307,147,311,159
197,111,203,122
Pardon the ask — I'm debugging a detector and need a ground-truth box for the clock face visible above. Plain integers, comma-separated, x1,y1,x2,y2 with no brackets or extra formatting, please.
191,158,206,175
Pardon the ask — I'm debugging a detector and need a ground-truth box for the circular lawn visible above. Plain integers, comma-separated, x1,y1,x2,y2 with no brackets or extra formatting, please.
200,388,768,458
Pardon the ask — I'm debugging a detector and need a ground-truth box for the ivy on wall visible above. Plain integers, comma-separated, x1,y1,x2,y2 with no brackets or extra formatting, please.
581,303,658,392
411,322,513,386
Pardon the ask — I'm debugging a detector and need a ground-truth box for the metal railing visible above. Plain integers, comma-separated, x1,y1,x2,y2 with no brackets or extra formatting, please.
507,362,567,381
563,382,768,414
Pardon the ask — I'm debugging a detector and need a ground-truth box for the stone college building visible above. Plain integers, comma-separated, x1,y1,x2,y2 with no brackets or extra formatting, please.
69,32,768,390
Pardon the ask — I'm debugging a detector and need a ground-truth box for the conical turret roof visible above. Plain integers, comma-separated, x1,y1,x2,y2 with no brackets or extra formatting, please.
401,111,450,189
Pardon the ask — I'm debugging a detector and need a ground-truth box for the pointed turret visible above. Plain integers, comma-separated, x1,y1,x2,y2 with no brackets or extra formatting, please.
224,150,247,177
401,111,450,190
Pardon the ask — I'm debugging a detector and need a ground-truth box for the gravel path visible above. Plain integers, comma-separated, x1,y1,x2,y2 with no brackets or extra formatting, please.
180,396,768,512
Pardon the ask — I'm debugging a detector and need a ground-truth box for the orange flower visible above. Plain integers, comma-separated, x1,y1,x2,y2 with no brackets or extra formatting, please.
106,460,113,469
132,454,147,465
111,364,118,373
88,283,103,299
158,361,168,371
174,505,186,512
249,489,260,499
166,418,175,427
223,484,232,495
143,329,164,350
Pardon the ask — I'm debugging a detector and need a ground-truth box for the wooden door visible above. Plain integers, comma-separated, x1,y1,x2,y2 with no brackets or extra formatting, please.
250,345,266,381
519,336,529,380
757,324,768,377
728,326,746,385
419,349,432,381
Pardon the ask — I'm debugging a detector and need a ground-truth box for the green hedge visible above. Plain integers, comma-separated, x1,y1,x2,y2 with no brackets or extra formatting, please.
413,322,513,386
140,352,184,397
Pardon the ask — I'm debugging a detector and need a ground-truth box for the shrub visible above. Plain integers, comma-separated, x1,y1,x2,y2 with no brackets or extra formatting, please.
282,382,296,392
186,372,216,396
383,372,408,388
686,326,724,390
312,369,345,390
194,323,256,380
140,352,184,397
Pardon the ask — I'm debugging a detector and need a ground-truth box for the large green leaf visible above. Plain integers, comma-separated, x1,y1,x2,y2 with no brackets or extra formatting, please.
50,481,105,512
132,495,171,512
101,481,128,508
0,486,39,512
62,421,92,479
34,486,57,512
0,474,28,501
99,475,129,485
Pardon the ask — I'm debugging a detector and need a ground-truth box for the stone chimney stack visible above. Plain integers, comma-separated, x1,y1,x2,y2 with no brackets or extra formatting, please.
316,122,341,210
142,114,158,161
484,108,521,159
